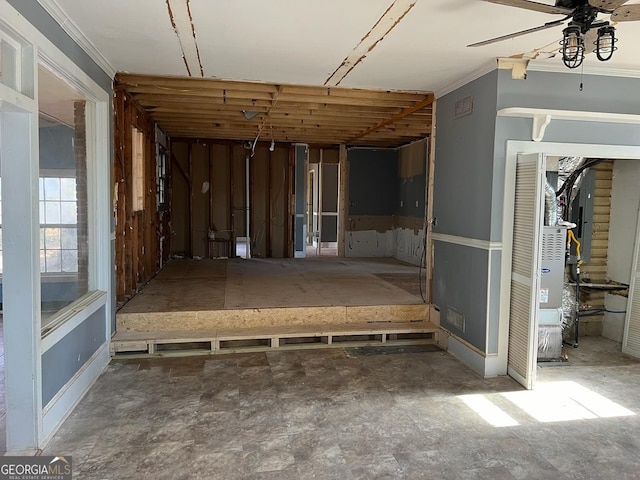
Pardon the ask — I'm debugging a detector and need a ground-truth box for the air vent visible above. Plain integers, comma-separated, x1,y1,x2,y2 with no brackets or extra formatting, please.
447,307,465,332
454,96,473,119
541,228,566,261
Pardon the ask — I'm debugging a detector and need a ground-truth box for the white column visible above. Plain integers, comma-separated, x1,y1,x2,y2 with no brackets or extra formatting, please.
1,108,42,453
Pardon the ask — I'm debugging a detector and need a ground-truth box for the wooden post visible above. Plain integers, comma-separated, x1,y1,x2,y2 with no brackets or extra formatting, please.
338,144,348,257
287,146,295,258
228,144,234,256
425,100,437,303
267,148,273,257
188,142,193,258
209,144,215,258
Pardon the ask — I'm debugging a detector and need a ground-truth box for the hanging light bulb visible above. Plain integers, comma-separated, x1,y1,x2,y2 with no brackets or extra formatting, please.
594,25,617,62
269,124,275,151
560,25,585,69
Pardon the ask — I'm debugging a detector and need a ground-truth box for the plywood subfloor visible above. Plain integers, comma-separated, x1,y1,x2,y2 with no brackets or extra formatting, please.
120,257,424,313
116,257,429,332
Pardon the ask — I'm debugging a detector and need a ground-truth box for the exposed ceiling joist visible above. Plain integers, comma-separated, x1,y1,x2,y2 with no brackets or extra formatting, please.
348,94,435,143
117,73,434,148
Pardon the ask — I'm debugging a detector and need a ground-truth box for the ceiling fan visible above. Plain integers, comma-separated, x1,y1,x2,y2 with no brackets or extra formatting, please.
468,0,640,68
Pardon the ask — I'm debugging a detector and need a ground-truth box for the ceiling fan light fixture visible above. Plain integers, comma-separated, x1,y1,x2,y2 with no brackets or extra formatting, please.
560,25,585,69
594,25,617,61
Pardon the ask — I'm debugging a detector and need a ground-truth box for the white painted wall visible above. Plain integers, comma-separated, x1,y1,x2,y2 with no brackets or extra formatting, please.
393,227,424,266
345,230,393,258
604,160,640,342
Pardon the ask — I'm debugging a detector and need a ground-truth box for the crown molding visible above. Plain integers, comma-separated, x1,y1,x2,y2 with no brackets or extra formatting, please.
434,60,498,99
37,0,116,79
528,58,640,79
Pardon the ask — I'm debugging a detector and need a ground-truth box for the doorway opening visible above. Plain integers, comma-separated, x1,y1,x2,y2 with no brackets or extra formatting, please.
305,150,339,257
503,142,640,390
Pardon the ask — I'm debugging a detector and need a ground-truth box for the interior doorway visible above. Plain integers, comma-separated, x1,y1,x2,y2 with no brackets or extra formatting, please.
305,152,339,257
502,141,640,390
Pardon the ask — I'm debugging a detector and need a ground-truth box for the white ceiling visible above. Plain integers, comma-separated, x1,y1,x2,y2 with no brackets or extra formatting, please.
53,0,640,92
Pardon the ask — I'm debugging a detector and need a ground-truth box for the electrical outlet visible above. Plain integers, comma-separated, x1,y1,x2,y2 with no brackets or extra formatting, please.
400,201,403,207
415,200,419,207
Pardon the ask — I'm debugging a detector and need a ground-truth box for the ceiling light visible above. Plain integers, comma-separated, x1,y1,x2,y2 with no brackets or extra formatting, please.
269,123,275,151
560,25,585,69
594,26,617,62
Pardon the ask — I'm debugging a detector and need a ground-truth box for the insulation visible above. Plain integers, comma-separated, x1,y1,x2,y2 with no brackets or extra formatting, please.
558,156,589,207
562,283,577,329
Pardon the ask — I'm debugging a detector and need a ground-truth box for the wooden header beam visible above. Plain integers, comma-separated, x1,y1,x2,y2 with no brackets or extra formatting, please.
348,94,435,143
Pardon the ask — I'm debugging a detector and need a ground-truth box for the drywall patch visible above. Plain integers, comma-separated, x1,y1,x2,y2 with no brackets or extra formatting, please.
166,0,204,77
325,0,417,86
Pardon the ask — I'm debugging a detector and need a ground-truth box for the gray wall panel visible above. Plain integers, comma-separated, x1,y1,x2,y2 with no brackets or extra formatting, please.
348,149,397,216
7,0,112,92
497,69,640,114
39,125,74,169
433,241,488,352
487,250,502,355
41,306,106,406
433,70,498,241
397,174,426,218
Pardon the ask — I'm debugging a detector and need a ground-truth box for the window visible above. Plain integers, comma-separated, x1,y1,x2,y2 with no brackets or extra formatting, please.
39,175,78,273
0,29,34,98
157,144,168,211
132,126,145,211
0,175,79,275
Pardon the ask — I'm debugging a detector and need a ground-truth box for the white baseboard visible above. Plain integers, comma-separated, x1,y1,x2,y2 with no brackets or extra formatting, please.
41,342,110,447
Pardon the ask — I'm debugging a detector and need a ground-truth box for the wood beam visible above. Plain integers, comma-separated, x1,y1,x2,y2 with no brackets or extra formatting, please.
348,94,435,143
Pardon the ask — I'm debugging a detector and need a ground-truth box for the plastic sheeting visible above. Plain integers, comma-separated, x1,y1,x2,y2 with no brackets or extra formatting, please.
538,324,563,361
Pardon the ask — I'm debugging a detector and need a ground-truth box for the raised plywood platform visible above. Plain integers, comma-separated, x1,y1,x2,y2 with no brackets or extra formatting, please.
112,320,439,356
117,257,429,333
114,257,436,356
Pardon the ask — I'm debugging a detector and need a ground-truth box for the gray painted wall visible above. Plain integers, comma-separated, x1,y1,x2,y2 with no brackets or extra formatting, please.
348,149,397,216
433,241,489,351
492,69,640,241
7,0,112,92
39,125,75,169
433,70,498,241
431,70,498,351
397,174,425,218
41,306,106,406
443,68,640,355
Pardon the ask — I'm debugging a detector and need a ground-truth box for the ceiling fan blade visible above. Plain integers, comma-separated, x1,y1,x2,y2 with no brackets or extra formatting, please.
468,19,565,47
611,4,640,21
481,0,573,15
589,0,629,11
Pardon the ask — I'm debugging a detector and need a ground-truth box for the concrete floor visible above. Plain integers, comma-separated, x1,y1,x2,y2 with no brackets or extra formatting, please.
42,337,640,479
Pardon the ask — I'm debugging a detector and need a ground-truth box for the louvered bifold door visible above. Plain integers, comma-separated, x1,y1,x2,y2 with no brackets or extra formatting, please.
508,153,546,390
622,200,640,358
